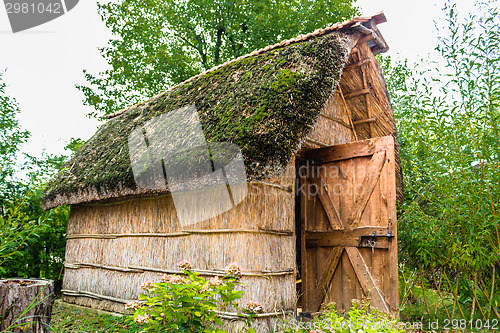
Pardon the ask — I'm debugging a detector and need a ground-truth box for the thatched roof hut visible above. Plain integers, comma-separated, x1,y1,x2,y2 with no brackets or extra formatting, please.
43,12,401,331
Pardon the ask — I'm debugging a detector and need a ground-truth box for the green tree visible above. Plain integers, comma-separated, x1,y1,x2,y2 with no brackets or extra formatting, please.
0,139,84,287
78,0,359,118
0,72,30,196
0,74,78,287
0,73,41,277
381,1,499,320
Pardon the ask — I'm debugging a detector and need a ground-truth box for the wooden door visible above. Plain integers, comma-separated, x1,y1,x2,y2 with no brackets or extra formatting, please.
298,136,398,313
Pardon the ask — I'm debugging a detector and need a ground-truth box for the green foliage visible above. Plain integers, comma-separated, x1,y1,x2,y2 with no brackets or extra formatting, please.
0,139,81,287
0,69,73,291
279,299,404,332
0,72,30,196
0,186,69,289
78,0,359,117
127,261,257,332
381,1,500,321
64,137,85,155
0,73,41,277
0,192,46,275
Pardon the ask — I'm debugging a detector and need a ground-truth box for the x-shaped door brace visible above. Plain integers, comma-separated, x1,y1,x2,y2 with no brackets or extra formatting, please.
307,150,389,312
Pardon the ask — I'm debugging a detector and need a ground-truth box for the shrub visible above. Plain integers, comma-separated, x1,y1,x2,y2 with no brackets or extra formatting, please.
127,261,258,332
279,298,405,333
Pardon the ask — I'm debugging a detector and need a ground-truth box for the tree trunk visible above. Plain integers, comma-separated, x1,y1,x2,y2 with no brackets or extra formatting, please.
0,279,55,333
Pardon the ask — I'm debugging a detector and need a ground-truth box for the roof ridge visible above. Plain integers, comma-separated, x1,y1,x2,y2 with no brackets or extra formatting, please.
104,12,386,120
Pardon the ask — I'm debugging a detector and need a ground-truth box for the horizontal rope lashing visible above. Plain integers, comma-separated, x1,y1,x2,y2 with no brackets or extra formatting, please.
214,309,294,319
353,117,377,126
64,263,143,273
62,289,128,304
343,88,371,99
64,262,295,277
61,289,293,318
342,58,372,71
66,228,294,239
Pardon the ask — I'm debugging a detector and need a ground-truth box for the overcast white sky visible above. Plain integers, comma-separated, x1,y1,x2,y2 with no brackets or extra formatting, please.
0,0,486,159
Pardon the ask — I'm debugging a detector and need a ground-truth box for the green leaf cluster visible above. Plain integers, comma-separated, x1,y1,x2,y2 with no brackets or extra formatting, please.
0,72,29,193
380,0,500,320
128,269,255,332
279,299,404,332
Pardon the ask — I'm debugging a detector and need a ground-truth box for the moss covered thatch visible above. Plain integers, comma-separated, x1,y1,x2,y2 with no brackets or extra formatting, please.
42,29,359,209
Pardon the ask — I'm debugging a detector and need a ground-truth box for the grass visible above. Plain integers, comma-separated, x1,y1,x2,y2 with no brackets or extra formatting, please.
49,293,497,333
48,300,141,333
397,267,499,333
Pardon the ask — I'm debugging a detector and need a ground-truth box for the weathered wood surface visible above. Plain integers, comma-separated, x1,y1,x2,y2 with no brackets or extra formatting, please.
0,279,55,333
299,135,398,314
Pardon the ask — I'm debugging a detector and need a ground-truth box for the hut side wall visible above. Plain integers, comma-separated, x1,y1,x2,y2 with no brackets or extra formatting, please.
62,158,296,331
303,91,354,150
337,42,396,141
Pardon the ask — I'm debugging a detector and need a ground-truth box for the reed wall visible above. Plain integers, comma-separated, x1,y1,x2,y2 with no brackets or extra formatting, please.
62,158,297,332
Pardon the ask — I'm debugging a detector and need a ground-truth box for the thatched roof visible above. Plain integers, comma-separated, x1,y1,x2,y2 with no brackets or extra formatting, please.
42,13,389,210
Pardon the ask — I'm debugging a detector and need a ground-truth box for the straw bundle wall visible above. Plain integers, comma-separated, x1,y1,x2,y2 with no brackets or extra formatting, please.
338,43,395,141
62,161,297,331
66,188,293,235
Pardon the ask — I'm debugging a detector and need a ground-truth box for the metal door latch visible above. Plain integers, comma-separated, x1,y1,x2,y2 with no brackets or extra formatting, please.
357,230,394,248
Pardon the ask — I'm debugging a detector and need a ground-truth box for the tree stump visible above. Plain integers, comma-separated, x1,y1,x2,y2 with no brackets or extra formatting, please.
0,279,55,333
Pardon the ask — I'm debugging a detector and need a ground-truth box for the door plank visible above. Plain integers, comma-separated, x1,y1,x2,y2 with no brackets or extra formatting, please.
384,146,399,310
345,247,389,312
299,169,312,310
310,247,343,311
309,175,344,230
328,255,343,311
346,151,386,229
341,251,358,309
